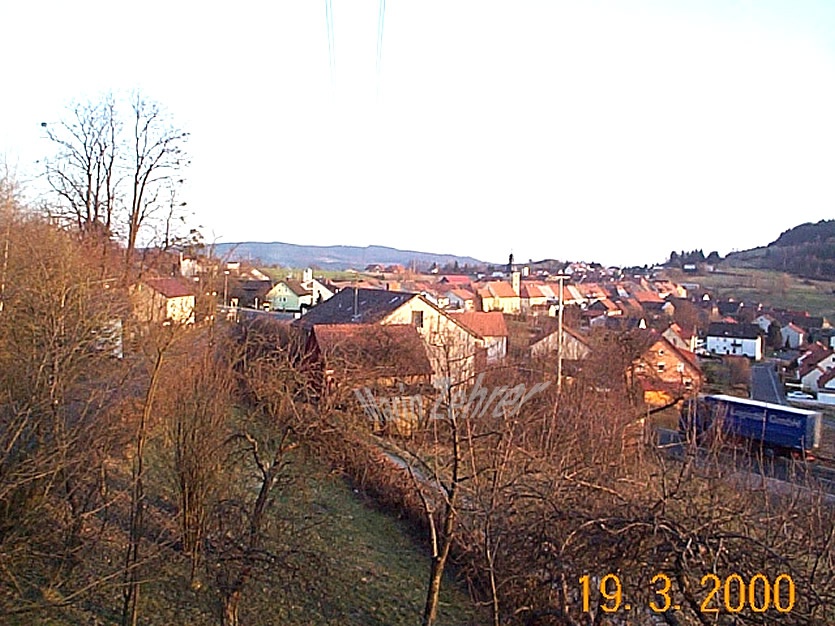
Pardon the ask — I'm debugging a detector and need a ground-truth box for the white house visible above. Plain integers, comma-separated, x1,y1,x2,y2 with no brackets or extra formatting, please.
705,322,763,360
781,322,806,350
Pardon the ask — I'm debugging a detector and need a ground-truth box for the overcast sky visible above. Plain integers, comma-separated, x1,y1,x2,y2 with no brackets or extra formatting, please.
3,1,835,267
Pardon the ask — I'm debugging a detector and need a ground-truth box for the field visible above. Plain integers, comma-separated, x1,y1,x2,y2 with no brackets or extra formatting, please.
664,267,835,322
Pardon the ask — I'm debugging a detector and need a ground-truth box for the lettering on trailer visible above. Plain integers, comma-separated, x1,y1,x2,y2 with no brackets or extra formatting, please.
768,415,803,428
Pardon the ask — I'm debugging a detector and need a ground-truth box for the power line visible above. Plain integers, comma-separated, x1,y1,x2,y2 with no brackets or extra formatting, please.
376,0,386,88
325,0,336,87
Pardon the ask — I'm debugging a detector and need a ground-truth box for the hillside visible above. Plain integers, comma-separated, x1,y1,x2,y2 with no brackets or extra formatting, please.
723,219,835,279
213,241,485,271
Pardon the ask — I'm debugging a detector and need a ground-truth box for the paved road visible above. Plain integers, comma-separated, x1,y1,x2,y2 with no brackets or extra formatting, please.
750,362,785,404
655,428,835,497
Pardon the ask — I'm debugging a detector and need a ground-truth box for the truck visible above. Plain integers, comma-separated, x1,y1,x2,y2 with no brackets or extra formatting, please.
680,394,822,458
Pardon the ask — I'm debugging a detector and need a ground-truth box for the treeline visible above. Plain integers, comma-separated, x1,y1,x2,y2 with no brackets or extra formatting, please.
667,249,722,266
726,220,835,279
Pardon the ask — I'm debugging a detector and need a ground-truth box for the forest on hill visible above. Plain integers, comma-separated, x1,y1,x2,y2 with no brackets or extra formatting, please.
724,219,835,279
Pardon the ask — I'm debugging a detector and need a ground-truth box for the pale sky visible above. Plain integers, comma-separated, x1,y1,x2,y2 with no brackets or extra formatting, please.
2,1,835,267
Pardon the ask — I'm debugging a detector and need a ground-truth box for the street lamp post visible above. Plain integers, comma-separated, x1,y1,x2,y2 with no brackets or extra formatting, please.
223,270,229,308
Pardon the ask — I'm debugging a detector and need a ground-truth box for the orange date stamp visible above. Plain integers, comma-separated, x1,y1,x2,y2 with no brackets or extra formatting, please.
579,572,796,614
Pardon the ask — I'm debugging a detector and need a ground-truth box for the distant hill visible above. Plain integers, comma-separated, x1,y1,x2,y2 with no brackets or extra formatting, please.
723,219,835,279
212,241,486,271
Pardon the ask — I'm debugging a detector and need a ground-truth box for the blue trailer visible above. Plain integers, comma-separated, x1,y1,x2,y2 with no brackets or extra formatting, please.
681,394,822,457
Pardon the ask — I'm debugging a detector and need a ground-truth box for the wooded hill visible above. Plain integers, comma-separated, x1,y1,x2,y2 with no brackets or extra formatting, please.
724,219,835,279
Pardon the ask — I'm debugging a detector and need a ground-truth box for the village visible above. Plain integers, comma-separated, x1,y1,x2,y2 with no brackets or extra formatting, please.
133,251,835,421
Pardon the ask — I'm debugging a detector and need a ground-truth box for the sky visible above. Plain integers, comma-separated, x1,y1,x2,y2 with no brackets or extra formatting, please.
2,0,835,267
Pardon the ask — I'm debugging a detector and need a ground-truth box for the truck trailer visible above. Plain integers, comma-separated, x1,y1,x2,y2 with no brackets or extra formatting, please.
681,394,822,457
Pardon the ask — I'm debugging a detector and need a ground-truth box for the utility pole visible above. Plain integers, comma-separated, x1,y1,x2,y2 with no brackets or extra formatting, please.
556,274,568,392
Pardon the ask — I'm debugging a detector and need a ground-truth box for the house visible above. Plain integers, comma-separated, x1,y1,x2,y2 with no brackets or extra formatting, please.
662,323,699,353
444,288,476,311
797,344,835,392
266,279,312,313
520,282,548,314
632,333,702,405
781,322,806,350
308,323,433,434
705,322,763,360
297,287,484,385
227,276,273,309
132,276,196,325
753,313,778,334
476,281,521,315
438,275,472,287
633,290,674,317
529,324,591,361
816,368,835,405
449,311,508,363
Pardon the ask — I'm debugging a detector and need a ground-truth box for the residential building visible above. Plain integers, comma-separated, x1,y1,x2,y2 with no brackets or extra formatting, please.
449,311,508,363
297,287,484,385
132,277,196,325
705,322,763,360
476,281,521,315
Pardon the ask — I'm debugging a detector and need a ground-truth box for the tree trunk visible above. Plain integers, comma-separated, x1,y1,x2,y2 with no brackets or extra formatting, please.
221,591,240,626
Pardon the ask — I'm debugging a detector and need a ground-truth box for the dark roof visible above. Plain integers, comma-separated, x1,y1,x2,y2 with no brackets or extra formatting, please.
707,322,762,340
297,287,418,326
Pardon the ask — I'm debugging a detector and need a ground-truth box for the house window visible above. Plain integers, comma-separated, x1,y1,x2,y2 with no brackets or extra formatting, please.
676,362,685,373
657,363,666,373
412,310,424,328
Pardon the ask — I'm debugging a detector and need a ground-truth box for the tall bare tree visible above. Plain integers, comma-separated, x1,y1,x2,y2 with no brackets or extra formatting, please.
43,96,119,238
124,93,189,275
42,92,189,277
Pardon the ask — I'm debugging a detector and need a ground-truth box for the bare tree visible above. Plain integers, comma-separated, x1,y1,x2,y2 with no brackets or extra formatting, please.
43,95,119,238
42,92,189,278
0,202,131,617
124,93,189,275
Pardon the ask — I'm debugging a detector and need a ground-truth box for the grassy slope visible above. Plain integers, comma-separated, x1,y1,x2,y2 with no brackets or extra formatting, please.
665,267,835,323
16,455,482,626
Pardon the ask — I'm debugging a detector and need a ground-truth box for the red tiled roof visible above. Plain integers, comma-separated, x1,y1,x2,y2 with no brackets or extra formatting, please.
313,323,433,376
521,283,544,298
447,288,475,301
632,290,664,304
439,275,471,285
142,277,195,299
481,281,517,299
449,311,508,338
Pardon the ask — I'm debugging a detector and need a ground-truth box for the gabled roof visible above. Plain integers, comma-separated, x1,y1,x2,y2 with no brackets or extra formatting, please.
439,275,471,285
446,288,475,301
818,367,835,388
520,283,545,299
312,323,433,377
798,341,831,362
282,278,312,297
707,322,762,340
141,277,195,299
784,322,805,335
632,290,664,305
449,311,508,338
298,288,418,326
478,281,518,299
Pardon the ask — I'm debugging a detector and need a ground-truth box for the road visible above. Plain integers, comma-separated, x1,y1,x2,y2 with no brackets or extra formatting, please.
655,428,835,498
750,362,785,404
